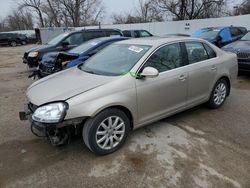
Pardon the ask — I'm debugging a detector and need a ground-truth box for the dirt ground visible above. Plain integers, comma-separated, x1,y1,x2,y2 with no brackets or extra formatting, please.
0,44,250,188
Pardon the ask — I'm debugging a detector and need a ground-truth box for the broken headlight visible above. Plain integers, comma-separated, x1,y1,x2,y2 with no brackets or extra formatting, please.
32,102,68,123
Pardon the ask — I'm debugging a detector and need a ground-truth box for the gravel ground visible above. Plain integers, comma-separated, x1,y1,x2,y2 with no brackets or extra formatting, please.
0,45,249,188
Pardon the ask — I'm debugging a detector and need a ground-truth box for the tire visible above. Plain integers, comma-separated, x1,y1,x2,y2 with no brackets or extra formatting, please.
21,41,27,45
207,79,228,109
83,108,130,155
10,41,17,47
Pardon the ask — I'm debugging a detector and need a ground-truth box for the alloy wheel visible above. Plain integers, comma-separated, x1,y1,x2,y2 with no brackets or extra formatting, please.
95,116,125,150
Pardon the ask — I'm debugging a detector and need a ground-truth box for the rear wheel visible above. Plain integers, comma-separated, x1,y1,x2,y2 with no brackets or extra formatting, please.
207,79,228,109
83,108,130,155
10,41,17,47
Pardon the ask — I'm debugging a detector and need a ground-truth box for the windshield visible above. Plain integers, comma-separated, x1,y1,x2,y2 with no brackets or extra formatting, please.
69,40,100,54
47,33,69,45
80,43,151,76
241,32,250,41
200,30,219,40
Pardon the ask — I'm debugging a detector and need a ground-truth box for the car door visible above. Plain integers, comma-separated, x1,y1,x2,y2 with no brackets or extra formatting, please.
184,41,217,107
136,42,188,124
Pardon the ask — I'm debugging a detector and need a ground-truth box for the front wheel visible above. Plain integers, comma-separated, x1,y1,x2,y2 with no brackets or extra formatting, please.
207,79,228,109
83,108,130,155
10,41,17,47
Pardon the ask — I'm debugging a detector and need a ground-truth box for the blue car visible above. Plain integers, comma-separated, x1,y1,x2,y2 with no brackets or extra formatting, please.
36,36,129,78
192,26,247,47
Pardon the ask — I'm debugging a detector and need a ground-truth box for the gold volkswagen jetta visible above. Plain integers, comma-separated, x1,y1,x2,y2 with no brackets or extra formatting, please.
20,37,238,155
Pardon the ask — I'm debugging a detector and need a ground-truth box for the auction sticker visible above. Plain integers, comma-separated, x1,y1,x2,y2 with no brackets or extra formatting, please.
128,46,144,53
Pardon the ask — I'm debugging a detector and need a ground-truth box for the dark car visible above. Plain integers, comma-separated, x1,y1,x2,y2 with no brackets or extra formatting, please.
192,26,247,47
0,33,28,47
222,31,250,72
27,33,38,44
122,30,153,38
23,29,123,68
33,36,129,78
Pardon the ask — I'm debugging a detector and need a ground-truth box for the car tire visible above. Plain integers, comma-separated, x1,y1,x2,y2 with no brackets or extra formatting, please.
21,41,27,45
83,108,130,155
10,41,17,47
207,79,228,109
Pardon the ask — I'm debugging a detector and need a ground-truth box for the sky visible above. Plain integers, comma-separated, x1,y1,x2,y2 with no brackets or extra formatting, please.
0,0,136,23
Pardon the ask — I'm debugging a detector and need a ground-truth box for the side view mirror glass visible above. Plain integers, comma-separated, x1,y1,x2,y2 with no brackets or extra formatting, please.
140,67,159,78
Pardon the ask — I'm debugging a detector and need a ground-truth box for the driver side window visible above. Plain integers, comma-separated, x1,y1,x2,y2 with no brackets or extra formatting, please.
63,33,83,45
143,43,183,73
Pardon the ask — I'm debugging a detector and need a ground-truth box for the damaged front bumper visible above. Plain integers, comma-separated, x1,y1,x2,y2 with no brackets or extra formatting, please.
19,103,86,144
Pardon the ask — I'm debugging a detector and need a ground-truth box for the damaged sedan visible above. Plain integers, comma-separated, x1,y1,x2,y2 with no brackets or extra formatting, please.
20,37,238,155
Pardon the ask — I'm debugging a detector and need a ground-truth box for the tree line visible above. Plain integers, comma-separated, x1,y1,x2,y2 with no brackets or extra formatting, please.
0,0,250,32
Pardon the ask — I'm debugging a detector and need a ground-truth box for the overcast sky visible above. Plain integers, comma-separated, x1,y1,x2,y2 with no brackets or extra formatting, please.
0,0,136,23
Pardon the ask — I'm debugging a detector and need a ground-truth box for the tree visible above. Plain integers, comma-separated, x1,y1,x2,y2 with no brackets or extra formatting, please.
111,0,163,24
155,0,227,20
19,0,45,27
234,0,250,15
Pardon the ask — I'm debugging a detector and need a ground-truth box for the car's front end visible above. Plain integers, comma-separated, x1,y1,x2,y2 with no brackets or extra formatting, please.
222,39,250,72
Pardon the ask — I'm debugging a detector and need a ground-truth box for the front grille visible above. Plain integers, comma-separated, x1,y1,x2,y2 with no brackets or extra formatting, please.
28,103,38,113
237,52,250,59
39,63,54,73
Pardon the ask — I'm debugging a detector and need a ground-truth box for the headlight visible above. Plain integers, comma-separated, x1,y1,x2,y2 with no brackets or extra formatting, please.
28,52,39,57
32,102,67,123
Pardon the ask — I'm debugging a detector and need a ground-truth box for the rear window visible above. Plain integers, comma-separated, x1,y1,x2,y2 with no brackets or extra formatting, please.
203,43,216,58
185,42,209,64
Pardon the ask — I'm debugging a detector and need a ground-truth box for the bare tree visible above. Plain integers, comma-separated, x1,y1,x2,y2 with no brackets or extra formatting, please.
5,9,34,30
155,0,227,20
19,0,45,27
111,0,163,24
234,0,250,15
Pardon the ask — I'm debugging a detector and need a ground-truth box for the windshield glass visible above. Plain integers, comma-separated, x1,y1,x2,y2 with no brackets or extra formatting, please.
47,33,69,45
200,30,219,40
80,43,151,76
241,32,250,41
68,40,100,54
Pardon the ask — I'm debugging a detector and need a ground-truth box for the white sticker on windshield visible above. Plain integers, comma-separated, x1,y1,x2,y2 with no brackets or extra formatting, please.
128,46,144,53
90,42,98,46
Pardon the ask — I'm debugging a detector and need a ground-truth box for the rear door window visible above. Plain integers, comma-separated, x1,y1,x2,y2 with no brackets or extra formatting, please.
203,43,216,58
185,42,209,64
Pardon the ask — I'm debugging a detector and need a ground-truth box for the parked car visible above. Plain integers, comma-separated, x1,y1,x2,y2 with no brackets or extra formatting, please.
27,33,38,44
19,37,238,155
192,26,247,47
222,31,250,72
23,29,123,68
33,36,129,78
122,30,153,38
0,32,28,47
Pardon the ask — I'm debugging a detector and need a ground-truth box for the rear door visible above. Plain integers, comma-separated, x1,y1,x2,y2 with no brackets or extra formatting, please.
136,42,188,124
184,41,218,106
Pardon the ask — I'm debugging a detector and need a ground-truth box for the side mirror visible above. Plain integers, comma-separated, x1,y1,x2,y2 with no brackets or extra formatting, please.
140,67,159,78
61,41,69,46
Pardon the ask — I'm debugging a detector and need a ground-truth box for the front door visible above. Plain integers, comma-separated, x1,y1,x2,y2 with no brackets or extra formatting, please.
136,42,188,125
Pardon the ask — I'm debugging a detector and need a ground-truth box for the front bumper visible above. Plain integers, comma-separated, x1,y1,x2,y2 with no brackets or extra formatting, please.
23,56,39,68
19,103,85,136
238,60,250,72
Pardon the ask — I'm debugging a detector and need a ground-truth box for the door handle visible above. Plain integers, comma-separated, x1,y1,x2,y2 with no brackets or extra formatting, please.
179,74,186,81
211,66,217,71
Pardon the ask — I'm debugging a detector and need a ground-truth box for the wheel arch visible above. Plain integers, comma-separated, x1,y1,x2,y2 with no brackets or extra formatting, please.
218,76,231,96
92,105,134,130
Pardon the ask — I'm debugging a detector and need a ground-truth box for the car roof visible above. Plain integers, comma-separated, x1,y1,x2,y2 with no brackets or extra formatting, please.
116,36,200,47
89,36,128,43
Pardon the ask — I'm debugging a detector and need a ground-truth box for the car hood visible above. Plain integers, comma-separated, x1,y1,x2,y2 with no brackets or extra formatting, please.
25,44,55,53
27,67,116,106
223,40,250,51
